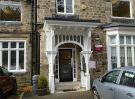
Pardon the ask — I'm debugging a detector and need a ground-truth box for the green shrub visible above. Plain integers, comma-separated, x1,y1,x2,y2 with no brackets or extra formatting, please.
38,76,48,89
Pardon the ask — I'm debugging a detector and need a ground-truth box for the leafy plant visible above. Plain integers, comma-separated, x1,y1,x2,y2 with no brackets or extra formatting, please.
38,76,48,89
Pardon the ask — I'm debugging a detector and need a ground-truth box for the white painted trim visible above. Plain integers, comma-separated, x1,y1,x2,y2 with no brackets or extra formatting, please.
117,34,120,68
45,20,100,28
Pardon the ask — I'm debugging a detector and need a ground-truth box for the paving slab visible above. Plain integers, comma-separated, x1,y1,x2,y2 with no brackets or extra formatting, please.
23,91,94,99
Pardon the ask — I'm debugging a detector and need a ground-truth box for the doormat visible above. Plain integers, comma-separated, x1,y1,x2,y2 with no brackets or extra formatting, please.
63,89,77,92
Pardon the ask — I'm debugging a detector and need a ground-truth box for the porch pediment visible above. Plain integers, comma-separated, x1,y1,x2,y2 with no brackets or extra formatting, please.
44,18,101,31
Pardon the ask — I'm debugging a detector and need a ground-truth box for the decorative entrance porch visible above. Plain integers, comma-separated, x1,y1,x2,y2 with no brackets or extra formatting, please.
43,18,100,93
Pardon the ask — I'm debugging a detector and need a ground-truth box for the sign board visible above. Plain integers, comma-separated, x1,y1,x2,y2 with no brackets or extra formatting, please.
89,61,96,69
94,45,103,52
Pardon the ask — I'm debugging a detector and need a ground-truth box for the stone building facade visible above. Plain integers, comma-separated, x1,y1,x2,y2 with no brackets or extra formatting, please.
37,0,135,93
0,0,135,94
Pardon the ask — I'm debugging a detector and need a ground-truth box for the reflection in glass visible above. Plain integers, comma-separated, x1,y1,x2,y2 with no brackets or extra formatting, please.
120,47,125,67
10,51,16,70
127,47,132,66
111,47,117,69
112,1,130,17
2,51,8,69
19,42,24,48
11,42,16,48
0,4,21,21
2,42,8,48
19,51,24,69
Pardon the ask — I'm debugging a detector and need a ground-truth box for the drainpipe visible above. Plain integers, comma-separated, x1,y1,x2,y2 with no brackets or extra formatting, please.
31,0,40,77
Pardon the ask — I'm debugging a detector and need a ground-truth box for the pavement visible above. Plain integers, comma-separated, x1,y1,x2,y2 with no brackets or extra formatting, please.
22,91,94,99
6,90,94,99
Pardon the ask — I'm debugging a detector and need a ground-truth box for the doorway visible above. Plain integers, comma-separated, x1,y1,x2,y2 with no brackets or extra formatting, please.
59,49,73,82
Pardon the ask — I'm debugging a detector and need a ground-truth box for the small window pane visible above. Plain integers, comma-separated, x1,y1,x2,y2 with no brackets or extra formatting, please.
66,5,72,13
2,42,8,48
111,47,117,69
11,42,16,48
120,47,125,67
10,51,16,70
19,42,24,48
110,36,116,44
120,71,135,87
126,36,131,44
133,36,135,44
2,51,8,69
58,5,64,12
120,36,124,44
57,0,64,12
66,0,72,13
19,51,24,69
112,1,130,18
127,47,132,66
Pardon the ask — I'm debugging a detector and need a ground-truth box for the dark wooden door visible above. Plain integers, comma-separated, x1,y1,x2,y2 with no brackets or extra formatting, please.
59,49,73,82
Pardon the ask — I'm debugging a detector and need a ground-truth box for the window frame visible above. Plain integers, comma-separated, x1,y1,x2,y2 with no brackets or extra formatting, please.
0,0,22,23
56,0,74,15
111,0,133,19
108,34,135,70
0,40,26,73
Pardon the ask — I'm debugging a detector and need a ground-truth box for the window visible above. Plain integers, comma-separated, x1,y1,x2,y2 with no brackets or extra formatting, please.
0,0,21,21
109,35,135,69
57,0,74,14
120,71,135,87
112,0,132,18
103,70,120,83
0,41,26,72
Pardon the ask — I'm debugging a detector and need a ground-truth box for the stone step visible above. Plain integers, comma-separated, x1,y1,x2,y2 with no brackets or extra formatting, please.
56,82,81,91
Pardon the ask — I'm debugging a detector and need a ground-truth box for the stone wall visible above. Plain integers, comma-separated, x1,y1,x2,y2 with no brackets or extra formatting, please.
0,1,32,86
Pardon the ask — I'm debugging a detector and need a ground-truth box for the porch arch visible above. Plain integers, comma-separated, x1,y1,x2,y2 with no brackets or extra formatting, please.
55,41,84,51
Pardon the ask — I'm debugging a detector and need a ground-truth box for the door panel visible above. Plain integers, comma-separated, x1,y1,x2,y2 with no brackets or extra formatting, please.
115,85,135,99
59,49,73,82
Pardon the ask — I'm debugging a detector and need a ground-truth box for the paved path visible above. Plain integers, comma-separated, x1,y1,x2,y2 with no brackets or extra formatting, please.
23,91,94,99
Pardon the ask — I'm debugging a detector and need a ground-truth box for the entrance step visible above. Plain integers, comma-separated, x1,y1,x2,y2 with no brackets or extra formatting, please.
56,82,85,92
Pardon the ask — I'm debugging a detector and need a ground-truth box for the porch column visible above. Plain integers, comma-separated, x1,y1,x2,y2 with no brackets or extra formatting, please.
45,25,57,93
46,51,57,93
81,51,92,90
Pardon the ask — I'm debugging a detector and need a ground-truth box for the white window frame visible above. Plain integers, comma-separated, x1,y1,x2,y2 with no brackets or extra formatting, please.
111,0,133,19
56,0,74,15
0,0,22,23
107,30,135,71
0,40,26,73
